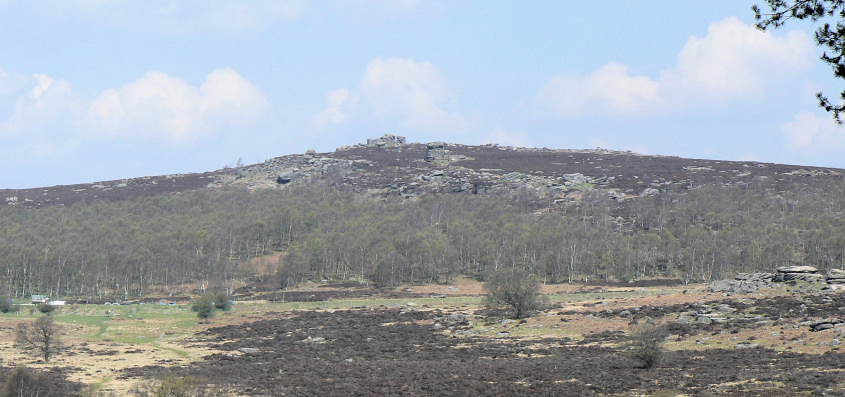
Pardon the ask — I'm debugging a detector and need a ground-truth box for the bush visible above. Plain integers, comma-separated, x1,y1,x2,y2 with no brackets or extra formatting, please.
482,267,546,319
130,375,230,397
211,291,231,311
625,322,667,369
37,303,55,314
1,367,49,397
0,298,16,313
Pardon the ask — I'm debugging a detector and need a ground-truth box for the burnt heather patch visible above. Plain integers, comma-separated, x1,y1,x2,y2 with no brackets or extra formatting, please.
123,307,845,396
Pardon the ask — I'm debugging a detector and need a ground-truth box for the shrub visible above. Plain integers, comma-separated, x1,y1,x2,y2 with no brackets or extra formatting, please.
130,375,230,397
483,267,546,319
0,298,16,313
1,367,49,397
37,303,55,314
625,322,667,369
211,291,231,311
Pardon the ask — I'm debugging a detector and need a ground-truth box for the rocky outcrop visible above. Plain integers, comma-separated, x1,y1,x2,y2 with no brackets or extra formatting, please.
827,269,845,284
675,303,733,325
810,318,843,332
709,267,843,295
709,273,774,295
425,142,447,162
774,266,822,282
367,134,406,148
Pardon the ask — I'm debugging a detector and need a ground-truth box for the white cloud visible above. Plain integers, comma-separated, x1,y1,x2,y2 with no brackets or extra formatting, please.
539,17,814,118
0,66,269,187
315,57,468,135
312,88,354,129
782,112,844,148
0,73,80,140
538,63,660,117
480,128,532,148
670,17,812,99
87,68,268,143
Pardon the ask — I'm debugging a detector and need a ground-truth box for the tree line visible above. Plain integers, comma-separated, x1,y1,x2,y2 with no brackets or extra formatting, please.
1,176,845,300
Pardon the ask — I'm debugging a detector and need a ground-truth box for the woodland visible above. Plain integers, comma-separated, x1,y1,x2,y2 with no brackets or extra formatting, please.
1,172,845,302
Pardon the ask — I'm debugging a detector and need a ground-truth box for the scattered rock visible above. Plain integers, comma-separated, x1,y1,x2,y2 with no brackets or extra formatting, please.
811,318,843,332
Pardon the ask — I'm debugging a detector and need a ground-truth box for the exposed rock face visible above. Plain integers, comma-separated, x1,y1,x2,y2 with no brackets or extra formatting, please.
827,269,845,284
709,273,774,295
709,267,843,295
425,142,448,162
811,318,843,332
276,173,293,184
367,134,406,148
8,134,845,209
774,266,821,282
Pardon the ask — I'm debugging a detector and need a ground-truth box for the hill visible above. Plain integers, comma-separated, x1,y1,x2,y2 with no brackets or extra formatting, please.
1,135,845,302
2,133,841,208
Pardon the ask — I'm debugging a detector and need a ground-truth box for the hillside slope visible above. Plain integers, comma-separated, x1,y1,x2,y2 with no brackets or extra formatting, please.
2,134,841,208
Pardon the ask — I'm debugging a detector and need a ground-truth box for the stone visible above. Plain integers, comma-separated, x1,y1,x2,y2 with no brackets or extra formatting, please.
425,142,448,162
811,319,842,331
276,173,293,184
828,269,845,281
777,265,819,274
814,323,835,332
639,188,659,197
709,280,734,293
445,313,468,327
239,347,261,354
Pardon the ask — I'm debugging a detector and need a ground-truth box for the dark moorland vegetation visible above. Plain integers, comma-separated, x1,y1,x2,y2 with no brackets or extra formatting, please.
2,170,845,301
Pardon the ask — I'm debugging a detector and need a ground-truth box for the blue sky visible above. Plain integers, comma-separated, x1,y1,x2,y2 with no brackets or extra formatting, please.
0,1,842,188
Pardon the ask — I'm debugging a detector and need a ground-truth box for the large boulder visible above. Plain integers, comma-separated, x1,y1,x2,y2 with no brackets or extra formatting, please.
425,142,448,162
777,265,818,274
827,269,845,284
709,279,734,293
811,318,843,332
709,272,775,294
775,265,821,282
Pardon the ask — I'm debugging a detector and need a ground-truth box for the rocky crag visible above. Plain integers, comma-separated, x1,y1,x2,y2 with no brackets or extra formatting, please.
709,266,845,295
2,134,843,208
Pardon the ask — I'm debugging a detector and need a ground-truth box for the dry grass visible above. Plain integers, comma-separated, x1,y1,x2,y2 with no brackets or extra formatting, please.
0,280,841,395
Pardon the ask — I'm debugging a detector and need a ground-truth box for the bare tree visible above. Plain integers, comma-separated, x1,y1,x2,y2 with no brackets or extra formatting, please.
15,316,64,363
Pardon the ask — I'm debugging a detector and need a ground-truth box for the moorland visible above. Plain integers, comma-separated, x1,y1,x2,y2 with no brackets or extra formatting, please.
1,137,844,395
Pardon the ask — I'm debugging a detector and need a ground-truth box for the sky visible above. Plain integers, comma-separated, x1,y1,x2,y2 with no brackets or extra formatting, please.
0,1,843,189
